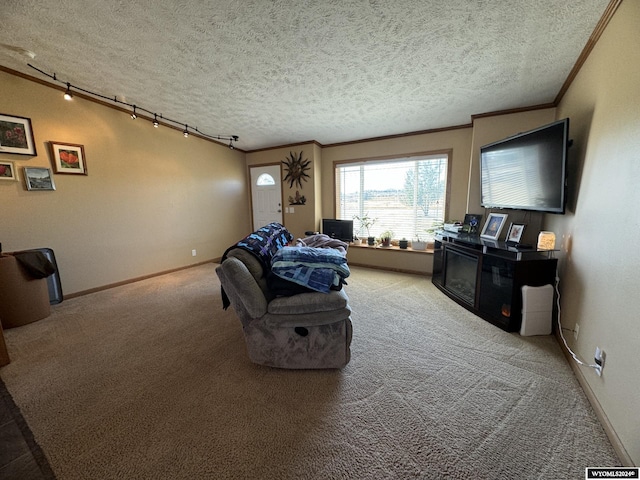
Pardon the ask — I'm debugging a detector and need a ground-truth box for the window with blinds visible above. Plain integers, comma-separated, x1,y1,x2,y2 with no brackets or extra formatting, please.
335,153,449,240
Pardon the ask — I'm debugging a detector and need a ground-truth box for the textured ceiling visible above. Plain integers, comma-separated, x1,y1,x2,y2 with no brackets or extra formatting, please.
0,0,610,151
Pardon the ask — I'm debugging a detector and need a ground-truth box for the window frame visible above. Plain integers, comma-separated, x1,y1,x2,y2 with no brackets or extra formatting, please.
332,149,453,240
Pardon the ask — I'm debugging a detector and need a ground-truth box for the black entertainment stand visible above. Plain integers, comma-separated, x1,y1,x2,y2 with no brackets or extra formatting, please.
432,232,558,332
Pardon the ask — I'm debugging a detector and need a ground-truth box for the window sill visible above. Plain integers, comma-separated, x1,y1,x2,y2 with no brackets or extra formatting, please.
349,242,434,254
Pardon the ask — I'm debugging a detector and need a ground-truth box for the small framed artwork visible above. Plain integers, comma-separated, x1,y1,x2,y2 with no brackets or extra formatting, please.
505,223,526,244
462,213,483,234
0,161,17,181
49,141,87,175
0,113,37,156
24,167,56,191
480,213,508,240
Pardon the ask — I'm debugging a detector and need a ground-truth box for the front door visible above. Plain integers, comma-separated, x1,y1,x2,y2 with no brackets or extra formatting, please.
250,164,283,230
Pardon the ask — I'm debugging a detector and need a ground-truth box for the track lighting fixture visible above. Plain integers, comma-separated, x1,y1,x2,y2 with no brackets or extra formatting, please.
28,63,240,148
63,82,72,100
228,135,239,149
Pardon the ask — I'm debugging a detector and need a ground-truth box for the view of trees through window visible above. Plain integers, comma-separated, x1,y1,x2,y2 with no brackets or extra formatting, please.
336,154,448,240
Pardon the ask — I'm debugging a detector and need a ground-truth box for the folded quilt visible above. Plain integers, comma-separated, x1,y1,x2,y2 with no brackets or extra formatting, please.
271,246,350,293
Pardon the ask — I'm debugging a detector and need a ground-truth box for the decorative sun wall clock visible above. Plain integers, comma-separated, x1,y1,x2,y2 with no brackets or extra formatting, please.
282,151,311,189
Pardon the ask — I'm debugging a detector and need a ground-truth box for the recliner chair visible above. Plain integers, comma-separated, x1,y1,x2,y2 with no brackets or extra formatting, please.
216,247,352,369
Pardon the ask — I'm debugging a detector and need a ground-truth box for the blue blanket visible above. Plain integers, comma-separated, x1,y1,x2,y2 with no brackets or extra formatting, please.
221,222,293,309
271,246,350,293
221,222,293,271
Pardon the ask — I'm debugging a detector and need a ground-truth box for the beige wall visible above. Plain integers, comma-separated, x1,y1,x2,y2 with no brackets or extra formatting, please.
320,128,474,224
546,0,640,465
0,71,250,295
246,143,320,239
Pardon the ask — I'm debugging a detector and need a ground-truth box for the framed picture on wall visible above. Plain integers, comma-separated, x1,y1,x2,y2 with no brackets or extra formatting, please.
0,161,17,181
480,213,508,240
49,141,88,175
24,167,56,191
0,113,37,156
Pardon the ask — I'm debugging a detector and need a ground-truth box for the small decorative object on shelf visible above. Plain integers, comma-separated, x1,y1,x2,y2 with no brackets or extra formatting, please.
412,237,427,250
288,190,306,205
399,238,408,249
537,231,556,250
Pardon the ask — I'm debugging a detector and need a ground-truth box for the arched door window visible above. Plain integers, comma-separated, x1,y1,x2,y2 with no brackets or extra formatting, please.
256,173,276,186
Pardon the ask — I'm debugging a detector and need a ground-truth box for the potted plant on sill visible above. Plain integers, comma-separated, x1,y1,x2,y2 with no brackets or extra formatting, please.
411,235,427,251
425,221,444,248
379,230,393,247
353,213,377,246
399,238,409,249
412,221,444,250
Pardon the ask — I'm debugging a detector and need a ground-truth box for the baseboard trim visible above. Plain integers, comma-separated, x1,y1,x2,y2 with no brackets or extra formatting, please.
65,260,217,299
347,262,430,277
555,331,633,466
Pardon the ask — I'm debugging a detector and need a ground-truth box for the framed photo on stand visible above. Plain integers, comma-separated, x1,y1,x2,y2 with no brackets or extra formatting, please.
505,223,526,244
480,213,508,240
462,213,483,234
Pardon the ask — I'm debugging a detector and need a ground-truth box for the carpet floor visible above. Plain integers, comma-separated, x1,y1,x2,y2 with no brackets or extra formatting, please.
0,264,619,479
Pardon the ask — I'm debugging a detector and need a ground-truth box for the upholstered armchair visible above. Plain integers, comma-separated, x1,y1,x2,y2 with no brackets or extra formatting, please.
216,247,353,369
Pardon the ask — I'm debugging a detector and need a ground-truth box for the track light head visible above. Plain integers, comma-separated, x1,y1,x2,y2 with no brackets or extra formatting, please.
131,105,137,120
183,125,189,138
63,82,72,100
153,114,159,128
228,135,239,149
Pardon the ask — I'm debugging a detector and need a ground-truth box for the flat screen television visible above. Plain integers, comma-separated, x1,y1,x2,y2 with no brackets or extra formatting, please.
322,219,353,242
480,118,570,214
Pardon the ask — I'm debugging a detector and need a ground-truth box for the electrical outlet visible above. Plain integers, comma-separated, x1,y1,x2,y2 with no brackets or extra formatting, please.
191,249,197,257
594,347,605,376
574,323,580,340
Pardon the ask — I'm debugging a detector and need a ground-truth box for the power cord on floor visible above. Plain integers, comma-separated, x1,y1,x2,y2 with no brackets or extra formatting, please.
554,269,601,372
